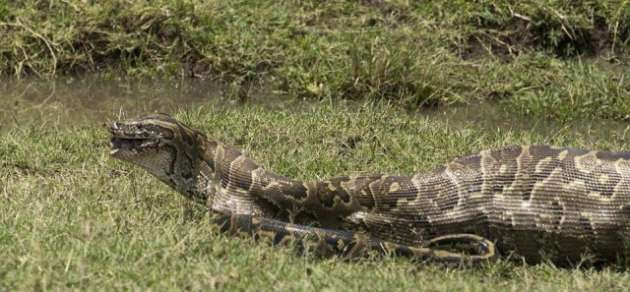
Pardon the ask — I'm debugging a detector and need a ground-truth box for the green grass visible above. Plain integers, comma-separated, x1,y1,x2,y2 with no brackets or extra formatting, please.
2,98,630,290
2,0,630,289
1,1,629,121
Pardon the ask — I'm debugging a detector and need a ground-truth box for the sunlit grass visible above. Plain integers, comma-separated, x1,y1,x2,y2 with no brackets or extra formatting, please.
2,100,630,290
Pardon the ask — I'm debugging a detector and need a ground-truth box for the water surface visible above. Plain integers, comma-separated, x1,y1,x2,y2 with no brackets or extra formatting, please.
0,77,225,127
1,77,629,151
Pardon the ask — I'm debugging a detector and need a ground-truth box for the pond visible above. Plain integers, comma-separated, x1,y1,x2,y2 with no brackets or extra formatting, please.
0,77,224,128
1,77,629,150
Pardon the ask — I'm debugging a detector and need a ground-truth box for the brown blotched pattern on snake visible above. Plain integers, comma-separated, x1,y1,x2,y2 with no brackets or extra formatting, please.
109,113,630,264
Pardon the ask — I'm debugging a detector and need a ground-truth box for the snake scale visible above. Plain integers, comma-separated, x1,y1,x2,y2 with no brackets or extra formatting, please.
109,113,630,265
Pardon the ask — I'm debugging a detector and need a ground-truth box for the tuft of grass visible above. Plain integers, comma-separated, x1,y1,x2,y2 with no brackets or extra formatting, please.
504,58,630,121
448,1,630,58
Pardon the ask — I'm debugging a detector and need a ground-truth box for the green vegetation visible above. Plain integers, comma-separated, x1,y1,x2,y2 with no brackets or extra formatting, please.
1,1,629,121
2,97,630,290
2,0,630,290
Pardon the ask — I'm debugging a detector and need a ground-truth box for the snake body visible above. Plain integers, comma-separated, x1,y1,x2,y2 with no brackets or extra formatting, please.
109,114,630,264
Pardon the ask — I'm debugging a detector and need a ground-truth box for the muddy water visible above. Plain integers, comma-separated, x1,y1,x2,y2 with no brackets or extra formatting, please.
0,77,229,127
1,77,629,148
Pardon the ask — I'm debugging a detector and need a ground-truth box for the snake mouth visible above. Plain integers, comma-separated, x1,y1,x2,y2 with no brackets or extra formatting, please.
109,121,161,158
109,137,160,156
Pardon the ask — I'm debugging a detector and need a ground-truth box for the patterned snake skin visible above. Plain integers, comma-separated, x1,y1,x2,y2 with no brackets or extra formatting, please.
109,113,630,264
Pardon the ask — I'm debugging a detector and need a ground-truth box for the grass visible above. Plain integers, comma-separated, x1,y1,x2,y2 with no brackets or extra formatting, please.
1,1,630,121
2,93,630,290
2,0,630,290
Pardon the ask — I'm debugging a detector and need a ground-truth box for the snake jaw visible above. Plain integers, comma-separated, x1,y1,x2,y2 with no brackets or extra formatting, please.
109,137,160,157
108,120,164,159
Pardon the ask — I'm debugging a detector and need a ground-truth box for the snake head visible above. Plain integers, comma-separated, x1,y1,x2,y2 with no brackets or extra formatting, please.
108,113,207,200
109,113,185,159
